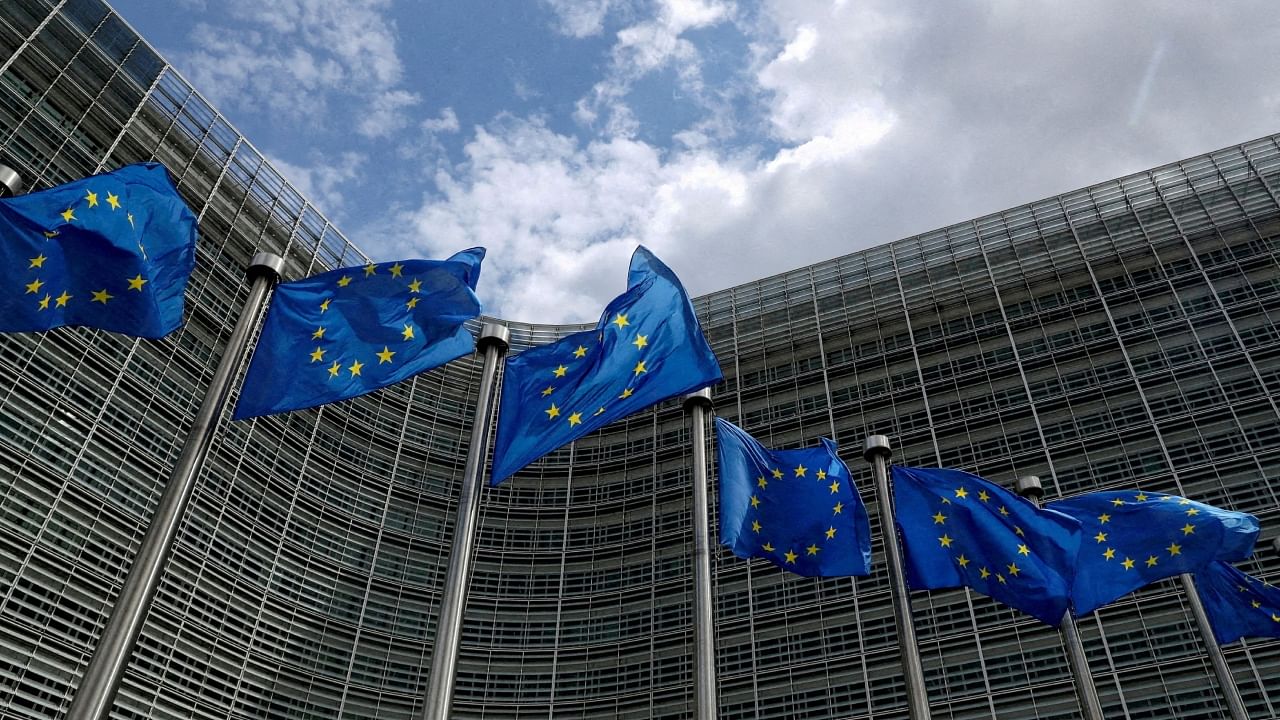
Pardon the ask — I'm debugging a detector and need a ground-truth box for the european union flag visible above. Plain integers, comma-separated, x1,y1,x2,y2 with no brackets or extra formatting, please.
1046,490,1259,616
892,466,1082,626
490,247,722,485
715,418,871,577
1194,561,1280,645
0,162,196,338
232,248,484,419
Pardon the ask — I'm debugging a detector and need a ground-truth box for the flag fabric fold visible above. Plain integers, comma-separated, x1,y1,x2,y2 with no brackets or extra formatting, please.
1046,490,1259,616
715,418,871,577
232,248,484,419
1194,561,1280,645
0,162,197,338
891,465,1082,626
489,246,722,485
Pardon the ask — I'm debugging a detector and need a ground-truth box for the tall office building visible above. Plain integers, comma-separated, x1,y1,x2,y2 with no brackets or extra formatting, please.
2,1,1280,718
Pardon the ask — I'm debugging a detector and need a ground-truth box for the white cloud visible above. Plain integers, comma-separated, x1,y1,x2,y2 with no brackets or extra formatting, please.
266,151,366,220
542,0,622,38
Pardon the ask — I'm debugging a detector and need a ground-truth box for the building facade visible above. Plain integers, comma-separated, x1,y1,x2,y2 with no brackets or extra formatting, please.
2,1,1280,718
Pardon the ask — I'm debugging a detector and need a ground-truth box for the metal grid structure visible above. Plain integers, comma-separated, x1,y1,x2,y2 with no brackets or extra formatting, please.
2,1,1280,718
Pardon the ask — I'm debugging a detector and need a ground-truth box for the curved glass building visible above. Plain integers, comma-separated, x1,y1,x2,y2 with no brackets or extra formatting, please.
2,1,1280,718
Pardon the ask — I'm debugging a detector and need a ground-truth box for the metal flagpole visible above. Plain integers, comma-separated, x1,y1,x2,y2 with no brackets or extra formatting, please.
66,251,285,720
1013,476,1105,720
421,322,509,720
1179,572,1249,720
683,388,718,720
863,435,931,719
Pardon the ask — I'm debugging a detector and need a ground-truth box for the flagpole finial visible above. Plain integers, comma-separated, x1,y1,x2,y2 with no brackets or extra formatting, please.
682,387,712,411
0,164,23,197
1015,475,1044,500
862,434,890,462
247,252,285,282
478,322,510,352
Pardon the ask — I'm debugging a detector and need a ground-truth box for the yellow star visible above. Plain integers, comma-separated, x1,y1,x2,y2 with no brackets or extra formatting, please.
568,412,582,426
553,365,568,378
43,230,58,238
757,477,767,489
348,360,364,376
784,550,798,564
541,386,554,397
998,506,1010,517
828,480,840,494
328,361,341,378
594,407,605,416
772,468,783,479
1250,600,1259,609
1186,508,1199,516
794,464,807,477
932,511,947,525
955,487,968,499
832,502,843,514
320,298,331,312
1136,492,1148,502
106,192,120,210
312,326,326,340
1122,557,1135,570
1017,544,1030,556
979,567,991,579
750,495,760,509
1111,497,1125,507
996,574,1007,585
377,346,395,364
762,542,775,552
977,490,990,502
1103,547,1116,560
751,520,761,533
25,278,44,294
957,554,970,568
825,526,836,540
364,263,377,277
1094,531,1107,543
1273,613,1280,623
1178,498,1191,505
310,347,325,362
1145,555,1158,568
127,274,147,291
619,388,634,399
389,262,404,277
573,345,587,358
28,254,46,268
1167,542,1181,557
91,289,112,304
1098,513,1111,524
55,291,71,307
1182,523,1195,535
816,469,827,480
938,534,953,548
633,360,647,375
807,544,819,556
1014,526,1025,537
545,404,561,420
337,275,352,287
612,313,629,329
402,324,415,340
61,208,75,222
1007,563,1020,577
633,334,648,350
37,294,51,310
85,190,98,207
406,297,420,309
127,212,134,228
408,278,422,293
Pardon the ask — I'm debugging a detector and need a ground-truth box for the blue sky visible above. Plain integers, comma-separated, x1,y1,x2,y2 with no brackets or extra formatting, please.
109,0,1280,324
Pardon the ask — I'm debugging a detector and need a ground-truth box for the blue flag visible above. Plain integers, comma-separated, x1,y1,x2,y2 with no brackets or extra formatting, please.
0,162,196,338
490,247,722,485
716,418,871,577
232,248,484,419
892,466,1082,626
1047,490,1259,616
1194,561,1280,645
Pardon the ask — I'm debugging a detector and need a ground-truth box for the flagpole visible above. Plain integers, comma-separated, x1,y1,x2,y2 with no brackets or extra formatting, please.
683,388,718,720
420,322,509,720
863,435,931,719
1180,572,1248,720
1013,476,1104,720
66,251,285,720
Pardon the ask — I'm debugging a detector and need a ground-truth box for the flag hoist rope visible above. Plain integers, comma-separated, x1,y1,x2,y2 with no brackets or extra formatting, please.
420,322,509,720
66,252,286,720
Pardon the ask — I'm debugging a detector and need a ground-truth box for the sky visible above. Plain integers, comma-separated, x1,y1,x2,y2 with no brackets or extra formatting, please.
108,0,1280,324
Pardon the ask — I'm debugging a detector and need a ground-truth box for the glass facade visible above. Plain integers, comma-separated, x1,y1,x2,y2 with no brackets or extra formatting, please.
2,1,1279,718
